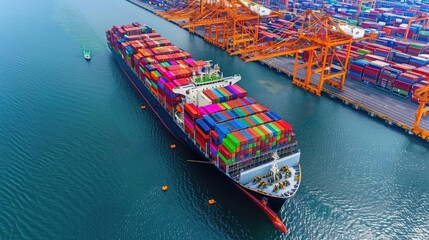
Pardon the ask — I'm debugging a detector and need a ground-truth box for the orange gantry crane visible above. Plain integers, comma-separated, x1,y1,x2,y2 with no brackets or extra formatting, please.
157,0,201,21
158,0,261,53
236,10,353,96
404,12,429,42
413,82,429,140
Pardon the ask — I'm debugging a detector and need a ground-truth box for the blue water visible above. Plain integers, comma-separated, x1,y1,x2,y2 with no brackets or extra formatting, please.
1,0,428,239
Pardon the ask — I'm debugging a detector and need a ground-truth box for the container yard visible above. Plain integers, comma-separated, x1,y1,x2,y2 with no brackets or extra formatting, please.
128,0,429,141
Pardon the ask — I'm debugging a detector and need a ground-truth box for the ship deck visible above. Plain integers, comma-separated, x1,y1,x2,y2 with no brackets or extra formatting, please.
242,164,301,198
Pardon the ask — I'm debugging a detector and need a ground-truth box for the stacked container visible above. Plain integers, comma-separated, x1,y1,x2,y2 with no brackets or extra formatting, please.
348,59,369,81
377,67,401,91
182,96,295,170
393,41,409,53
391,51,411,64
184,103,202,138
202,85,247,104
407,43,426,56
409,56,429,67
362,61,390,85
392,72,421,97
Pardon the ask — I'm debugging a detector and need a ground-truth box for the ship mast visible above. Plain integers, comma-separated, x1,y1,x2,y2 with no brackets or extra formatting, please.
271,151,280,183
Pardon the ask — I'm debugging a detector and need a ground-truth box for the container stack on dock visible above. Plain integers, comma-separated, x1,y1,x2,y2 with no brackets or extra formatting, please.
253,1,429,100
342,33,429,100
377,67,402,91
348,59,368,81
347,56,429,99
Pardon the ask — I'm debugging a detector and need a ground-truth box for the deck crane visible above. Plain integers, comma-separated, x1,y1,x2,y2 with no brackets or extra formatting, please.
413,82,429,140
236,10,353,96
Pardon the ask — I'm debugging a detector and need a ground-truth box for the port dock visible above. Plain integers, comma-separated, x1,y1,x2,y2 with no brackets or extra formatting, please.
259,57,429,135
126,0,429,141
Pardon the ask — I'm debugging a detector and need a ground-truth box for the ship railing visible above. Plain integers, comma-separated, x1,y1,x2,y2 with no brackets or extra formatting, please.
192,74,241,86
174,112,184,128
184,131,210,159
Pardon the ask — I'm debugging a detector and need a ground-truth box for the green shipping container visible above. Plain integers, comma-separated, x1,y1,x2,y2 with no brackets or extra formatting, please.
418,30,429,36
217,88,230,99
222,137,237,152
268,123,281,135
219,153,233,165
251,115,264,124
392,87,408,96
151,81,157,89
240,119,251,128
410,43,424,49
236,108,246,117
222,102,232,110
253,127,266,140
357,49,370,55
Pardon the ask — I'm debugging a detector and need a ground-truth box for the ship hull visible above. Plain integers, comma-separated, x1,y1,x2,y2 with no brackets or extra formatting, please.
109,46,287,212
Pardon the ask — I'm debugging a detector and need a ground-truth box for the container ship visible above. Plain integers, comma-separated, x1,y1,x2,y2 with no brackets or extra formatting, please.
106,23,301,233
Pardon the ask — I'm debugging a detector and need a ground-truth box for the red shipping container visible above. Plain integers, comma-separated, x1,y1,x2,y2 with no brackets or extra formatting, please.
256,113,271,122
394,80,412,91
276,120,293,133
412,67,429,77
364,54,385,61
184,103,202,119
210,130,219,141
219,145,233,159
243,117,256,127
349,64,364,73
364,66,380,76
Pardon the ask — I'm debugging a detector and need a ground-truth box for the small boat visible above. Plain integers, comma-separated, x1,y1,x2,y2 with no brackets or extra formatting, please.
83,49,91,61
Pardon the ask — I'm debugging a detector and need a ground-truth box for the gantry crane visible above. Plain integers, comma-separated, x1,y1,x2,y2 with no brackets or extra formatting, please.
236,10,352,96
175,0,261,52
158,0,285,53
157,0,201,21
413,82,429,140
404,12,429,41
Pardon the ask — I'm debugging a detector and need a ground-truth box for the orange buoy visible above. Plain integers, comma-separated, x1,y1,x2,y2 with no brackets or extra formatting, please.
141,105,146,110
170,144,176,149
208,199,216,205
162,185,168,191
